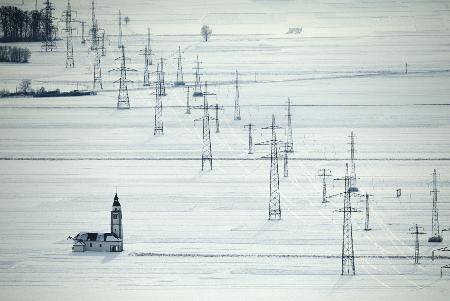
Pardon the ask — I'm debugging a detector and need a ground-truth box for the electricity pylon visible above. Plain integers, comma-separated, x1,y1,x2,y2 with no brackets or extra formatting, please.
193,83,215,170
193,56,203,97
89,0,104,90
334,164,361,275
429,169,443,242
286,97,294,152
174,46,185,86
93,51,103,89
317,169,332,203
156,57,166,96
234,70,241,120
211,103,224,133
153,84,163,135
185,86,191,114
140,28,153,86
349,131,358,192
244,123,256,154
61,0,75,67
101,32,106,56
41,0,57,52
118,10,123,48
364,193,373,231
409,224,426,264
81,21,86,44
89,0,98,51
256,115,283,220
110,45,136,109
280,143,289,177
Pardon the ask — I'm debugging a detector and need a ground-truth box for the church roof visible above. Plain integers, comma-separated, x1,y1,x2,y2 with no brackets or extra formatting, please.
113,192,121,206
74,232,121,242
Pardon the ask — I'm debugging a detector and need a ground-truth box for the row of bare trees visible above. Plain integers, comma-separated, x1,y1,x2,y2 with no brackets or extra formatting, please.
0,6,52,42
0,45,30,63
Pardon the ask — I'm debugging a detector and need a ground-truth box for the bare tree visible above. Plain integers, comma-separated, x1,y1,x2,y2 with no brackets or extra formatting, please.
18,79,32,93
201,25,212,42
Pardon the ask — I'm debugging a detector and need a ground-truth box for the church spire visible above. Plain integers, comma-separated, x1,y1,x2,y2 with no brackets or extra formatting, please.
113,191,120,207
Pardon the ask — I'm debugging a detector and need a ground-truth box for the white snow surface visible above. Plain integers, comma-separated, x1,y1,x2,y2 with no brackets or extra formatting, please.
1,0,450,300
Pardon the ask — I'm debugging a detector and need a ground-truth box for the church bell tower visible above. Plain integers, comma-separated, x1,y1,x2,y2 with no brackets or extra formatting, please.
111,192,123,242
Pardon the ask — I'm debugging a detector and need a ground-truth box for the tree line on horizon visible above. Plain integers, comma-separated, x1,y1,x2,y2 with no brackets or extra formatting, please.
0,6,55,42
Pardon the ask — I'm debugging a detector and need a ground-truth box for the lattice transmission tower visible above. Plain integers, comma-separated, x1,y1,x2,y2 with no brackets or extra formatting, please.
335,164,361,275
429,169,443,242
234,70,241,120
118,10,123,48
174,46,185,86
61,0,75,68
89,0,98,51
140,28,153,86
409,224,426,264
364,193,373,231
110,45,136,109
153,84,163,135
286,97,294,152
89,0,104,90
257,115,283,220
211,103,224,133
193,56,203,97
193,83,215,170
156,57,166,96
348,131,358,192
244,123,256,154
280,143,289,177
81,21,86,44
185,86,191,114
317,169,332,203
41,0,57,52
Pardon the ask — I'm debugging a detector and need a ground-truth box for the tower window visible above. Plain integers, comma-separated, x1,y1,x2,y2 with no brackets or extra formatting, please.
89,243,92,247
99,244,102,247
113,213,118,219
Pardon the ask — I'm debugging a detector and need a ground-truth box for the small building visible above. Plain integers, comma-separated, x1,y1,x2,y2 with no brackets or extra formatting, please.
72,193,123,252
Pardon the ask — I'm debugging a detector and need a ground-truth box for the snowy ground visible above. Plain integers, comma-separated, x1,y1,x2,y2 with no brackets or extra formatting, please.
1,0,450,300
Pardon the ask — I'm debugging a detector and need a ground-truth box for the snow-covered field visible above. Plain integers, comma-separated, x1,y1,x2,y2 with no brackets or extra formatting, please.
1,0,450,300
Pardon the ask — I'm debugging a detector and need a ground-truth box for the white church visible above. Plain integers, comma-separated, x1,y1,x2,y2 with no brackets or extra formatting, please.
72,193,123,252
